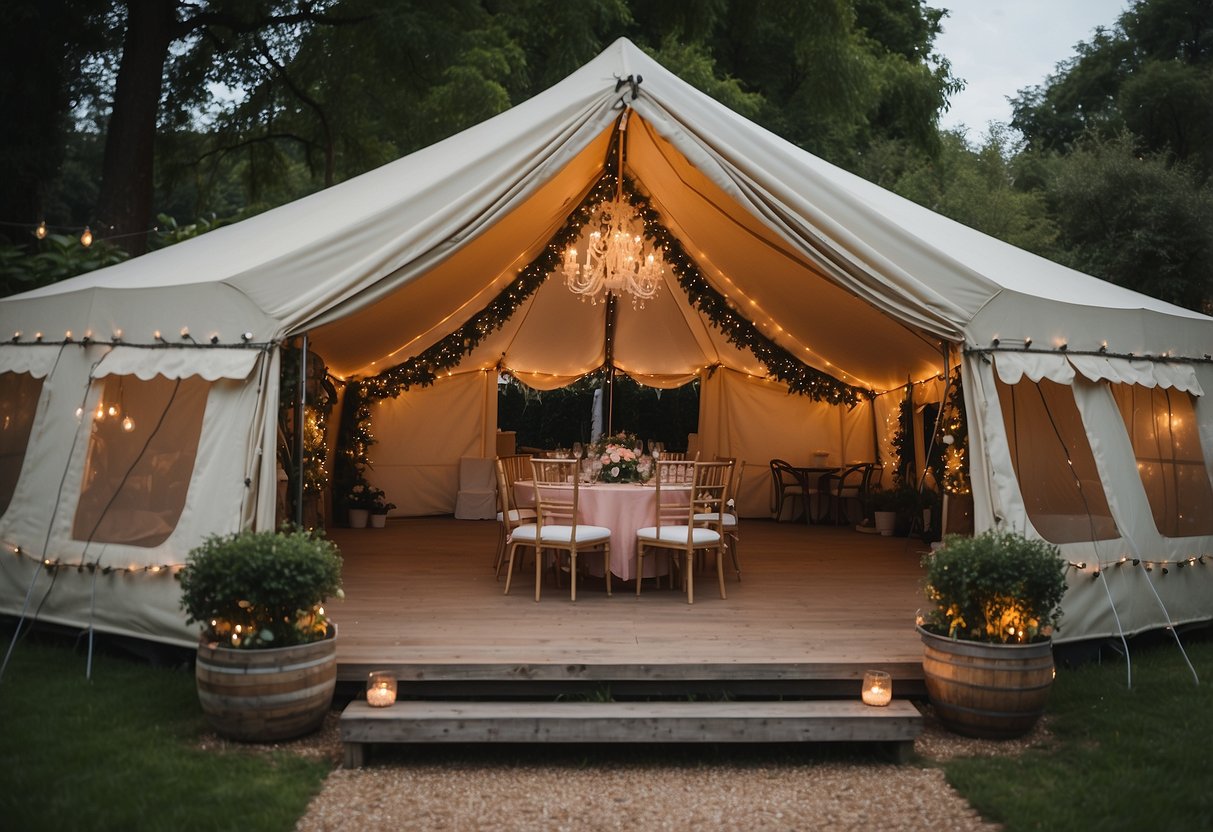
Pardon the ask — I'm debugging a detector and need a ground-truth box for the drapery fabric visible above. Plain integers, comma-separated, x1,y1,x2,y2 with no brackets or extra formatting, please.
92,345,262,381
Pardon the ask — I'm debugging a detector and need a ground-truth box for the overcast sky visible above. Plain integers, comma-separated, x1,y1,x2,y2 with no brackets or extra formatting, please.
932,1,1131,136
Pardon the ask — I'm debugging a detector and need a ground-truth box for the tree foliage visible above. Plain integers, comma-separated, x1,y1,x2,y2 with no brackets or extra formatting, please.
857,127,1060,258
1012,0,1213,179
1048,133,1213,311
8,0,1208,316
11,0,955,264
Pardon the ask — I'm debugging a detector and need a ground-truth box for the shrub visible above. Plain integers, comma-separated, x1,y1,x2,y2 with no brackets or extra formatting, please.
922,530,1067,644
178,528,343,649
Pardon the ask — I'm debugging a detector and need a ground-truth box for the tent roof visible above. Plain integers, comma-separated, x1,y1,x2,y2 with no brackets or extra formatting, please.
4,39,1210,393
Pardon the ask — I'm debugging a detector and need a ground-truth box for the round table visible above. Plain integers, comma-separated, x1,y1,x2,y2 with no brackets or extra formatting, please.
513,480,690,581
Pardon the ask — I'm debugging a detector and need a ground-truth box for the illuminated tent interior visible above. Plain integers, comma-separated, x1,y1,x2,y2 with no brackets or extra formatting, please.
2,39,1213,647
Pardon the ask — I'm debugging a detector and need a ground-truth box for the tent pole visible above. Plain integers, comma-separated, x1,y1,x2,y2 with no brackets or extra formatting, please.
296,333,308,528
604,293,617,435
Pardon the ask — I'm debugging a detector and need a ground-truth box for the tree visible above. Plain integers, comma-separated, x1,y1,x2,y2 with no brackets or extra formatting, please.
1011,0,1213,179
856,128,1060,259
46,0,955,264
94,1,366,255
0,1,112,246
1048,134,1213,312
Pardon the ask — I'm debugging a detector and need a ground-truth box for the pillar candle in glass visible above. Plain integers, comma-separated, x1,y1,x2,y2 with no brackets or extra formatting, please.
862,669,892,706
366,670,397,707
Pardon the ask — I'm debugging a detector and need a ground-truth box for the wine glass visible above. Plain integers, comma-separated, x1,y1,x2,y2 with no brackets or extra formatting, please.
651,441,663,460
572,442,583,461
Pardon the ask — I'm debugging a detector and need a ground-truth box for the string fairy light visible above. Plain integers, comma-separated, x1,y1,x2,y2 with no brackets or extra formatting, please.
3,542,184,577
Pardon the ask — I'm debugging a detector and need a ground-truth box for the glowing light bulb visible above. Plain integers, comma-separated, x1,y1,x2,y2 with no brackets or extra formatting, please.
107,405,118,417
34,221,47,240
122,416,135,432
80,226,93,247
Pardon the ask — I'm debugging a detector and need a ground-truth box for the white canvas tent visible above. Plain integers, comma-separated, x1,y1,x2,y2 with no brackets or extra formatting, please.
2,39,1212,647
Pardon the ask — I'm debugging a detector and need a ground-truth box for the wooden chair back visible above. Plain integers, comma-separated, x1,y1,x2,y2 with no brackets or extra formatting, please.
650,460,696,527
691,461,732,531
498,454,533,490
494,455,532,525
530,458,581,531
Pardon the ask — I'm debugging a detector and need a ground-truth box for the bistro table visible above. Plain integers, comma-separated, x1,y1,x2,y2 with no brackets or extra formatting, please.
790,466,840,524
513,480,691,582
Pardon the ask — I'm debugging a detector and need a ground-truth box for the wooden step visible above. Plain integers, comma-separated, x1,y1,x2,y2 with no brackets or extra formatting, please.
340,699,922,767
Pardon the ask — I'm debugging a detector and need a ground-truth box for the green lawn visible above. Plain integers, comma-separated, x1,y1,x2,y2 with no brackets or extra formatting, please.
3,622,1212,831
941,635,1213,832
0,626,332,832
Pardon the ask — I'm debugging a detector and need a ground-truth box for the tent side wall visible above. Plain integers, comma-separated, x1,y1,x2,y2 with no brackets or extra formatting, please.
964,351,1213,643
696,368,878,519
0,344,276,646
361,371,499,517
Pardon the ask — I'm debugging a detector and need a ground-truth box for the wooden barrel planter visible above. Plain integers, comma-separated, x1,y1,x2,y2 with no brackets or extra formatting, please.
195,627,337,742
918,625,1054,739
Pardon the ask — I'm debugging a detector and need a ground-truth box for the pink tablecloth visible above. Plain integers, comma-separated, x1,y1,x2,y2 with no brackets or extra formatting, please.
514,481,690,581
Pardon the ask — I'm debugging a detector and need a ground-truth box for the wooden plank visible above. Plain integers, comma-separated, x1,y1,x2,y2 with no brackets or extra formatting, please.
329,518,932,685
339,699,922,760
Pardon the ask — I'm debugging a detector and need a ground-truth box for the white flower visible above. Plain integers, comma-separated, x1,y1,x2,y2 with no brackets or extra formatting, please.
610,466,620,478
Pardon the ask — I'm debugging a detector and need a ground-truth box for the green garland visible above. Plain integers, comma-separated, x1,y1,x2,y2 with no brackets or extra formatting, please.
356,173,621,402
940,368,970,494
339,136,871,483
355,175,867,405
890,386,915,487
624,185,870,407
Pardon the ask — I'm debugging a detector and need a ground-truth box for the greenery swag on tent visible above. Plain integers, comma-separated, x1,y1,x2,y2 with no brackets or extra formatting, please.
335,141,873,504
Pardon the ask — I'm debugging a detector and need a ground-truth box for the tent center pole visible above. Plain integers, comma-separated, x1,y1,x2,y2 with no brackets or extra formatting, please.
296,333,308,528
604,293,617,435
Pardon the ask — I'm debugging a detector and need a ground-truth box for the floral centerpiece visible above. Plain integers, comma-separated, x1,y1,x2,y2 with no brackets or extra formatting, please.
591,431,643,482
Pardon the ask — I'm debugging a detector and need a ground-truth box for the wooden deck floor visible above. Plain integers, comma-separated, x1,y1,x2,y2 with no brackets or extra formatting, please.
328,517,932,691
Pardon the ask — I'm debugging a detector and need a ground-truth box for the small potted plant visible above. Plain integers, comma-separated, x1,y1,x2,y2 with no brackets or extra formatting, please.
179,527,343,741
346,478,375,528
868,483,929,536
868,487,902,535
918,529,1067,739
368,491,395,528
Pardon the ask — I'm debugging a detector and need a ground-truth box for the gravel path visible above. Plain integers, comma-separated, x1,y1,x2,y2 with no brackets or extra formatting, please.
299,755,994,832
207,706,1049,831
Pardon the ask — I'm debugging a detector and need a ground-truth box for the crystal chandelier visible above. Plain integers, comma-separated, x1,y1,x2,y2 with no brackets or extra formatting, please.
563,195,666,309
